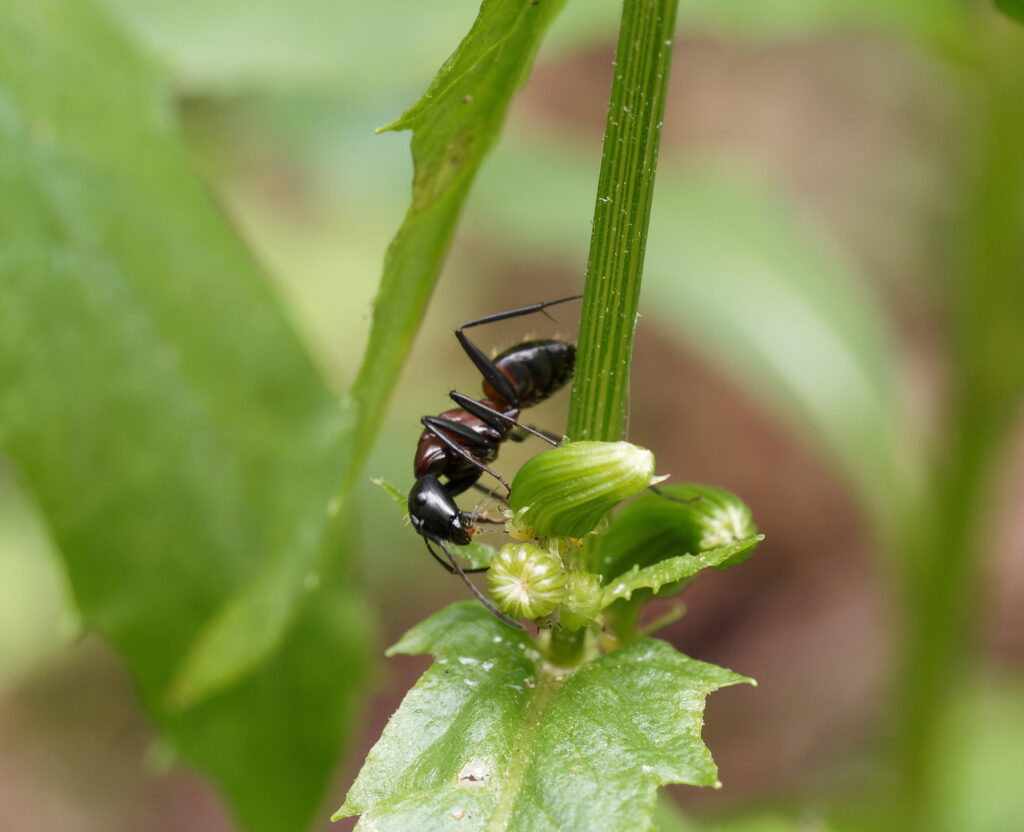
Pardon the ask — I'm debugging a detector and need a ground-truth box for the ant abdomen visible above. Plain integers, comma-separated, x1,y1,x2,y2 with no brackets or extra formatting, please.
486,339,575,410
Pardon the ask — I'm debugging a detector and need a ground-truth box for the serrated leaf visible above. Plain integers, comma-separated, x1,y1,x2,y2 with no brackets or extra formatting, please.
0,3,367,830
602,537,763,606
374,477,410,509
337,602,751,831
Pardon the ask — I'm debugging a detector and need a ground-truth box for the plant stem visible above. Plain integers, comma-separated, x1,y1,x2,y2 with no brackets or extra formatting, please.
552,0,679,664
894,46,1024,831
565,0,679,443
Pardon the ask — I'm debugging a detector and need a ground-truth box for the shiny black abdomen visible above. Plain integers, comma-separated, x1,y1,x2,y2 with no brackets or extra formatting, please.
486,339,575,409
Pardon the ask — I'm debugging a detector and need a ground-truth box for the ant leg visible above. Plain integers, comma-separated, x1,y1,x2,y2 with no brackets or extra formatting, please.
649,485,703,505
449,392,559,447
425,539,489,574
422,413,497,447
439,542,524,629
505,424,560,444
423,539,455,573
421,416,510,493
454,295,582,408
525,424,562,445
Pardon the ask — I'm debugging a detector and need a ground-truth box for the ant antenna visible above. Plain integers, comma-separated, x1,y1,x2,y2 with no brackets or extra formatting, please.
649,485,703,505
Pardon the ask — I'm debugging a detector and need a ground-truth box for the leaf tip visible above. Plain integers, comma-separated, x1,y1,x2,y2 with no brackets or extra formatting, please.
330,805,356,822
165,651,226,712
375,113,414,135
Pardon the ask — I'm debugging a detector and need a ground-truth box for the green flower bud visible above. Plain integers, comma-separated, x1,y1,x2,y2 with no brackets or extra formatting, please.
559,570,605,631
510,441,662,538
487,543,568,620
595,483,760,586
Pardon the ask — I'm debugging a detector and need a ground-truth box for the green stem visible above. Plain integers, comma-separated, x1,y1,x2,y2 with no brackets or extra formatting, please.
565,0,679,443
547,627,588,666
552,0,679,664
894,43,1024,831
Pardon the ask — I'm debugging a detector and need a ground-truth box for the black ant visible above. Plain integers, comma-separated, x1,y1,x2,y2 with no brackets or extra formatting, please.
408,296,580,627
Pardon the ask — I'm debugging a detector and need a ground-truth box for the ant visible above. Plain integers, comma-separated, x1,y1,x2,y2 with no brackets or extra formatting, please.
408,295,580,627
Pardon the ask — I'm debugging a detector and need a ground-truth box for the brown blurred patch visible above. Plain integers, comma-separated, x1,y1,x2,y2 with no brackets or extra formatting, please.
0,640,232,832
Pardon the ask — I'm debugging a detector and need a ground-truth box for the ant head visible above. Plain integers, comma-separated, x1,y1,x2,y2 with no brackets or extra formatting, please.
408,474,473,546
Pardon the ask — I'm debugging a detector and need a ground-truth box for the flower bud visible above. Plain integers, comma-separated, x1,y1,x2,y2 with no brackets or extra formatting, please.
487,543,568,620
510,441,661,538
559,570,605,631
595,483,759,584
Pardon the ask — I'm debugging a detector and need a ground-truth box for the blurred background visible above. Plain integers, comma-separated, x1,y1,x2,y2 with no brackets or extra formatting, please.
1,1,1023,830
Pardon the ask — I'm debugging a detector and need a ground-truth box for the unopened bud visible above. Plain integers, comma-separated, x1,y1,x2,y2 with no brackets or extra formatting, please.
559,570,604,631
487,543,568,620
510,441,662,538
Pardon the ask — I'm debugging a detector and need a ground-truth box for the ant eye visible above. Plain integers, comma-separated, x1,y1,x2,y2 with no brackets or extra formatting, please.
416,492,428,504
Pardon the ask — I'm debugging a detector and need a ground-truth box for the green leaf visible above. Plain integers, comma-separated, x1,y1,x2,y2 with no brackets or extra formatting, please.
601,537,763,606
452,539,501,571
373,477,410,509
337,603,752,830
994,0,1024,25
172,0,567,705
0,2,367,830
593,484,759,581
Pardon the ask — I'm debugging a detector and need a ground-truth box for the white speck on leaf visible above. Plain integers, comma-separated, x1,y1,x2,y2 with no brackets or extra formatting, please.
457,760,492,789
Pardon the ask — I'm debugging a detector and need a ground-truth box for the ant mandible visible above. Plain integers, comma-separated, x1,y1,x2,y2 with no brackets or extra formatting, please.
408,295,581,627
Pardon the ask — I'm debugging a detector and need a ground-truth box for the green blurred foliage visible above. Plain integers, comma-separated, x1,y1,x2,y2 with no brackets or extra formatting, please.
0,2,369,831
2,0,1024,830
994,0,1024,25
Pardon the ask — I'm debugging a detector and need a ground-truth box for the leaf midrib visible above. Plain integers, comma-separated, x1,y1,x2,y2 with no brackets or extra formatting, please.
487,659,570,831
